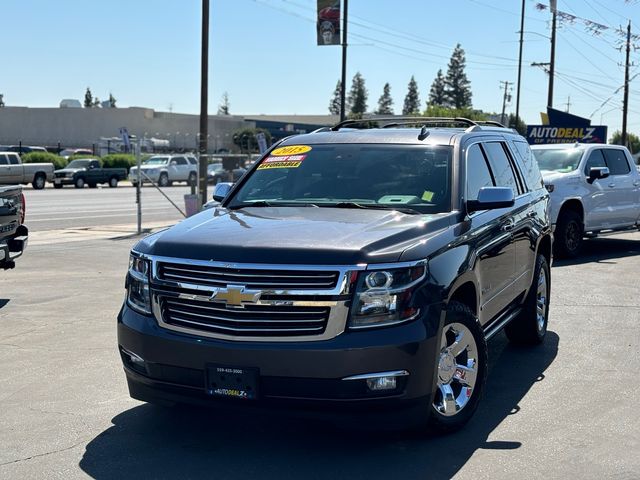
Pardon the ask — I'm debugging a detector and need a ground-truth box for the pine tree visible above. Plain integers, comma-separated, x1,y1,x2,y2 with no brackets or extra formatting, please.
108,93,117,108
428,69,447,107
347,72,368,117
84,88,93,108
444,44,472,109
402,76,420,115
218,92,230,115
328,81,342,115
375,83,394,115
0,94,4,108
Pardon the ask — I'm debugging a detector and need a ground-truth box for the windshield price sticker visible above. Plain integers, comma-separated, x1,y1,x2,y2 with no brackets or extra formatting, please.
257,154,307,170
270,145,312,156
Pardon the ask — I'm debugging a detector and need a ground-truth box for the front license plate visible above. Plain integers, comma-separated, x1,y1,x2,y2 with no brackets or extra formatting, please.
54,179,61,184
206,365,258,400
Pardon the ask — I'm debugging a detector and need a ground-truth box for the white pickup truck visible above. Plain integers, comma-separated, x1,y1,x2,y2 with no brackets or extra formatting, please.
531,143,640,257
0,151,55,190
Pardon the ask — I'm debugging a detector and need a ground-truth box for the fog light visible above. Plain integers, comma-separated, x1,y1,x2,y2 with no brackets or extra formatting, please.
121,347,146,370
366,376,397,391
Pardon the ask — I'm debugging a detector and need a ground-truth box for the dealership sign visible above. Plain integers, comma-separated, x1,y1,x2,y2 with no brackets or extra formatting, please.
527,125,607,144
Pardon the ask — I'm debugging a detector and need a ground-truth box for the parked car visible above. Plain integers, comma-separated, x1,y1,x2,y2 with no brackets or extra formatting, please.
118,118,552,432
207,163,246,184
0,185,28,270
129,155,197,187
5,145,48,155
0,151,54,190
531,143,640,257
59,148,94,159
52,158,127,189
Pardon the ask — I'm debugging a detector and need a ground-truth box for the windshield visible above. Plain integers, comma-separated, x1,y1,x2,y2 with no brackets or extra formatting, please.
533,148,584,173
143,156,169,165
227,144,453,213
66,160,92,168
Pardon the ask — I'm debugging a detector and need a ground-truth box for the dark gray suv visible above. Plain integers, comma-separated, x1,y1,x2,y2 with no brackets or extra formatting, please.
118,117,552,432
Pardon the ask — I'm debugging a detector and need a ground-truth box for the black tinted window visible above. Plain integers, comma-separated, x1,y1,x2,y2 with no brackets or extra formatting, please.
483,142,519,193
466,144,494,201
0,155,8,165
583,150,606,175
512,140,543,191
603,149,630,175
8,155,20,165
175,158,188,165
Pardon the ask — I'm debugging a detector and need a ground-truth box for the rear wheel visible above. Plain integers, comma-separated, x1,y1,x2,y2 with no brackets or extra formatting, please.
159,173,169,187
429,302,487,433
109,176,118,188
32,173,46,190
74,177,85,189
555,210,583,258
505,255,550,345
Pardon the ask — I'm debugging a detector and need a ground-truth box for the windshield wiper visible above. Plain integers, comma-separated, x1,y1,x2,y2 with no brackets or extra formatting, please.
325,202,421,215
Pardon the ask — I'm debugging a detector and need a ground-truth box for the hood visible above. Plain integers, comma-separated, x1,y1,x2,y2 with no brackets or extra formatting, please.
131,164,167,171
541,170,573,183
134,206,454,265
55,167,85,174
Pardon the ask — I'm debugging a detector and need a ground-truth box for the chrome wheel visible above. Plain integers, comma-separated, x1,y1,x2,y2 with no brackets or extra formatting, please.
536,267,548,333
433,322,479,417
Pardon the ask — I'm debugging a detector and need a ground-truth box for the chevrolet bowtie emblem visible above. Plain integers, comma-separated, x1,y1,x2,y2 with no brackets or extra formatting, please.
210,285,262,308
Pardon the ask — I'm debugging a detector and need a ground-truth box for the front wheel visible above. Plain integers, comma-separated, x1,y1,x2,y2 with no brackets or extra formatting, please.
555,210,583,258
429,302,488,433
505,255,550,345
74,177,85,189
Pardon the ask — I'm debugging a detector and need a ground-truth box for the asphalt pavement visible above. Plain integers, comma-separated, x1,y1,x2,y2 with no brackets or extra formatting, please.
1,231,639,479
23,183,192,232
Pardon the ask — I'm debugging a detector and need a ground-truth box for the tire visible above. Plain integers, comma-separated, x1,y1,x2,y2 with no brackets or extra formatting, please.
158,173,169,187
188,172,197,187
554,209,583,258
505,255,550,345
32,173,46,190
74,177,85,189
429,301,488,433
53,183,63,189
109,176,118,188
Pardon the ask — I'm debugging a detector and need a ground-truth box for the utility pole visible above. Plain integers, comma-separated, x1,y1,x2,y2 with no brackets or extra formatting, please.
548,0,557,108
500,81,512,126
565,96,571,112
515,0,525,128
339,0,349,122
622,20,631,148
198,0,210,208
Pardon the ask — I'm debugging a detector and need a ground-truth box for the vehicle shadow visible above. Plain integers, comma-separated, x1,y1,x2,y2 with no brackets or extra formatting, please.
79,332,558,480
0,299,9,309
553,236,640,267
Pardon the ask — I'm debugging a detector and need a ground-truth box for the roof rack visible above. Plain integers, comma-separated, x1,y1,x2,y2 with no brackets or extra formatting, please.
330,116,481,131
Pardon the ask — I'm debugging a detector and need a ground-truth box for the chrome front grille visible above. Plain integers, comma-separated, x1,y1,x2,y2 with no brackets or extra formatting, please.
157,261,339,290
161,296,329,337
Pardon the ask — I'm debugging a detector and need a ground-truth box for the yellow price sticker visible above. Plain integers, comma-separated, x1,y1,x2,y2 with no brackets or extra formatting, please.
271,145,312,156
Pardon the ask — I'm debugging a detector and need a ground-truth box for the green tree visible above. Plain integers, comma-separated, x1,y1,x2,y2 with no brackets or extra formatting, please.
444,44,472,109
508,114,527,136
232,128,272,153
108,93,117,108
218,92,230,115
611,130,640,154
0,94,5,108
428,69,446,107
84,88,93,108
328,81,342,115
423,104,488,121
375,83,394,115
347,72,368,118
402,76,420,115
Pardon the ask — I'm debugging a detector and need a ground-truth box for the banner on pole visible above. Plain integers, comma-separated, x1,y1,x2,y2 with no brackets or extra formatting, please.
317,0,340,46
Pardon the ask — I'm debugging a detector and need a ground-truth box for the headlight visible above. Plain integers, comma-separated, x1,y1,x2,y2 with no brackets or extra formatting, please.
126,253,151,315
348,265,426,329
66,172,74,178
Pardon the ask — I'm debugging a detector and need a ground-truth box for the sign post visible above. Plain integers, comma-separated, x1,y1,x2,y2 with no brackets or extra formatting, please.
136,137,142,234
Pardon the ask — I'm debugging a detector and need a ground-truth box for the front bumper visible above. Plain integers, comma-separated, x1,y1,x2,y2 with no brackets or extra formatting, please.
53,177,75,185
0,225,28,269
117,302,442,415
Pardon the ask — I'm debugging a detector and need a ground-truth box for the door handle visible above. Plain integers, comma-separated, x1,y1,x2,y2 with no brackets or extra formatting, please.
501,220,515,232
608,183,615,188
633,181,640,187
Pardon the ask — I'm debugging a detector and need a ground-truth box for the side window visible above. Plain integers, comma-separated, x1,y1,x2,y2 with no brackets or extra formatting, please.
583,150,606,175
466,143,494,201
483,142,519,194
8,154,20,165
512,140,543,191
603,149,631,175
172,157,187,166
187,157,197,165
0,155,8,165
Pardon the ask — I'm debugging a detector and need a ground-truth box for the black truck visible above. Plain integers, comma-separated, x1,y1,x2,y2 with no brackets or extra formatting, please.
0,185,28,270
118,118,552,432
53,159,127,189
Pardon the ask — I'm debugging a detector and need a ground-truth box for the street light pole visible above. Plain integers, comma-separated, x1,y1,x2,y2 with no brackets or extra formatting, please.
339,0,349,122
198,0,210,207
548,0,557,108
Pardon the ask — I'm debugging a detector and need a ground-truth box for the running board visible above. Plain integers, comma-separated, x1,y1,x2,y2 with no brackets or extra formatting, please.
484,307,522,340
584,225,640,238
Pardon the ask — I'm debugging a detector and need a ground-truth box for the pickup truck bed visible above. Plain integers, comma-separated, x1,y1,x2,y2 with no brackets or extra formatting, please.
0,185,28,269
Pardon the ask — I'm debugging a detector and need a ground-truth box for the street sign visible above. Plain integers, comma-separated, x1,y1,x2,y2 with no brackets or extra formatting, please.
526,125,607,145
256,132,268,154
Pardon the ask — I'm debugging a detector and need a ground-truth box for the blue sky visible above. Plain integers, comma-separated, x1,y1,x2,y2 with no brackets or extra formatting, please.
1,0,639,134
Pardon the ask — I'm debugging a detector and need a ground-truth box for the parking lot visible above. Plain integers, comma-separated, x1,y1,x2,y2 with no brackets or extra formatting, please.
1,212,639,478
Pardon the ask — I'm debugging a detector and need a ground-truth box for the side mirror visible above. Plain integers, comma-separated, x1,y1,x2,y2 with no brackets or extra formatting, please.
587,166,609,184
467,187,515,213
212,182,233,202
